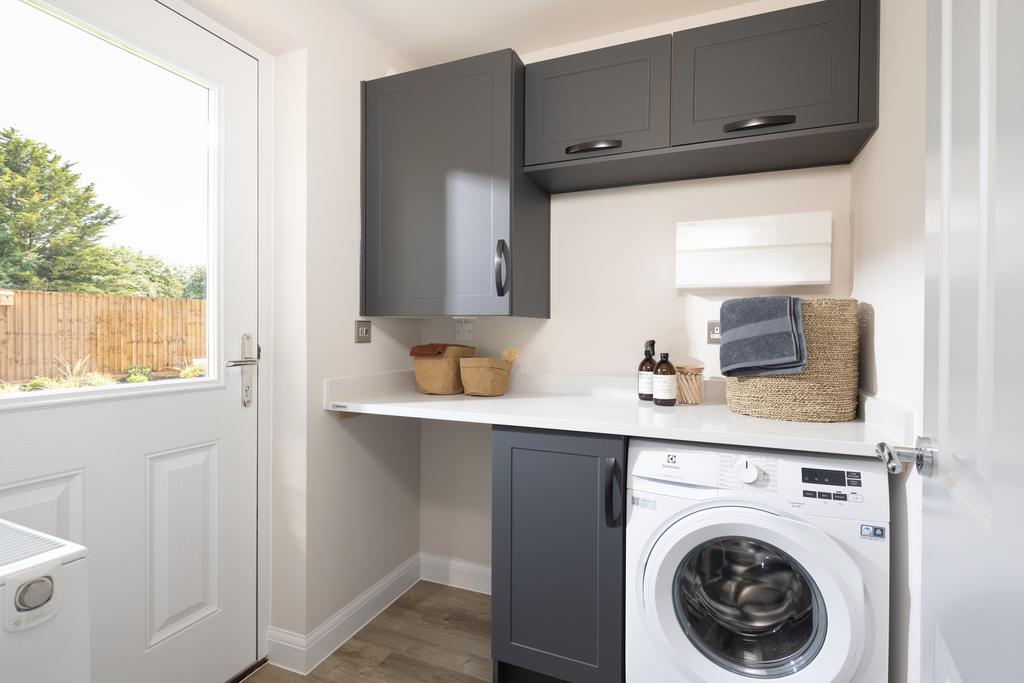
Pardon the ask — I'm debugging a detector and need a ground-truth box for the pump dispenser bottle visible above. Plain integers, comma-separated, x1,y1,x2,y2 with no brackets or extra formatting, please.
637,340,656,400
653,352,677,406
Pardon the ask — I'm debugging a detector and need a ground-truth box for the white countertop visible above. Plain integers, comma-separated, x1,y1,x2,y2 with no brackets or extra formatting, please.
324,372,907,459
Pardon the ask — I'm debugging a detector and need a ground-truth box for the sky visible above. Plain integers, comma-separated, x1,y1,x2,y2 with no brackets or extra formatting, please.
0,0,210,267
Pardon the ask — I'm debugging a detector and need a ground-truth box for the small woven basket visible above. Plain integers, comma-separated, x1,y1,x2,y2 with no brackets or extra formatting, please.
726,298,860,422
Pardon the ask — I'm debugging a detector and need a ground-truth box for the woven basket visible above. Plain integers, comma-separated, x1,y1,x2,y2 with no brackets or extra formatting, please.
726,298,860,422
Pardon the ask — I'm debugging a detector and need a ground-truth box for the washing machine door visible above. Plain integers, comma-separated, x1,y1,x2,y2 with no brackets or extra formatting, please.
640,505,865,683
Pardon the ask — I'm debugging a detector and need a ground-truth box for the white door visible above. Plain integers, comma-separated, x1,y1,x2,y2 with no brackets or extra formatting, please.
920,0,1024,680
0,1,259,681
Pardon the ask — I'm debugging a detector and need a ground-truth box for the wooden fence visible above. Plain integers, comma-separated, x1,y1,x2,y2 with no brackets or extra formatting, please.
0,290,206,383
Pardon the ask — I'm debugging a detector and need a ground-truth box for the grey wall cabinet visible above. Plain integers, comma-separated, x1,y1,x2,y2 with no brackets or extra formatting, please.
524,0,879,194
524,36,671,166
492,427,626,683
672,0,861,145
362,50,550,317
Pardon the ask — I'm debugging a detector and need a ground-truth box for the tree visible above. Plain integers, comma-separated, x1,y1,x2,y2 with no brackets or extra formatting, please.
0,127,121,291
179,265,206,300
82,246,192,298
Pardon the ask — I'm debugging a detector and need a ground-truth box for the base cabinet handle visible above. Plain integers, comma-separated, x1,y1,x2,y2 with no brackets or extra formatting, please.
604,458,621,527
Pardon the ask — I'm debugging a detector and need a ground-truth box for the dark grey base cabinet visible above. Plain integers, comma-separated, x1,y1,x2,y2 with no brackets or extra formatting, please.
525,0,879,194
362,50,550,318
492,427,626,683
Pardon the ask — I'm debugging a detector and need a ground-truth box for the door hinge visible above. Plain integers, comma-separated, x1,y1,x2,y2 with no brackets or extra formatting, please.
876,436,936,476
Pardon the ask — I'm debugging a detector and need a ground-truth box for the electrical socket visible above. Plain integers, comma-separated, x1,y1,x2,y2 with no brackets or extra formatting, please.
355,320,371,343
707,320,721,344
455,318,475,342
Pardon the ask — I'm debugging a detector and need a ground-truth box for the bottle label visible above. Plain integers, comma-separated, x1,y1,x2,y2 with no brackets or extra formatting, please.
653,375,677,402
638,371,653,394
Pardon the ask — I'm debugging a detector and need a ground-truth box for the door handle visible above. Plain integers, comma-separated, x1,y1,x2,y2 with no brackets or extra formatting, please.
565,139,623,155
722,114,796,133
226,333,258,407
604,457,621,528
494,239,510,297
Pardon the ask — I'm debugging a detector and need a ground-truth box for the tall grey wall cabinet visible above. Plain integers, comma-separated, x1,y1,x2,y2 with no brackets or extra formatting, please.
492,427,626,683
362,49,550,317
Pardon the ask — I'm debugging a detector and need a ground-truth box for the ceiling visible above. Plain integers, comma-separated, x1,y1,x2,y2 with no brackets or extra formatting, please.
338,0,746,66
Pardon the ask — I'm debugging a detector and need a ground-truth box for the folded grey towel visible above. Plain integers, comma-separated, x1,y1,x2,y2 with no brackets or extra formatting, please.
719,296,807,377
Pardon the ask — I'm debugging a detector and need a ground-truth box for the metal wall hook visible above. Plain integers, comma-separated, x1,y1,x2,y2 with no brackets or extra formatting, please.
876,437,936,476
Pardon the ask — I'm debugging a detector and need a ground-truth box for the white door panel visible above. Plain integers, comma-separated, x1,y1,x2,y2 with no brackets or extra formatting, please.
0,0,259,681
921,0,1024,680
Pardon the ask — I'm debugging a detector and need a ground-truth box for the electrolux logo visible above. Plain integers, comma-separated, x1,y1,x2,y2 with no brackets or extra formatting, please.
666,454,677,464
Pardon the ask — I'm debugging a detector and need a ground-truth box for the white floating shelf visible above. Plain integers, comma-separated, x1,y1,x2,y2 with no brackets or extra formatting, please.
676,211,832,289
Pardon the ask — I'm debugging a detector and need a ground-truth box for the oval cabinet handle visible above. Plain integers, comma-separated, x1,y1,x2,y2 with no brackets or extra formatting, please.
565,139,623,155
722,114,797,133
494,239,510,297
604,457,621,528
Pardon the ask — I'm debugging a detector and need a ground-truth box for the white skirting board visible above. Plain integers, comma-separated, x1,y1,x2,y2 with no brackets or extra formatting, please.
265,553,491,675
419,552,492,594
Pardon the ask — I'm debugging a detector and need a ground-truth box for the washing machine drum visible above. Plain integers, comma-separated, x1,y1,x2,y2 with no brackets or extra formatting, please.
641,506,866,682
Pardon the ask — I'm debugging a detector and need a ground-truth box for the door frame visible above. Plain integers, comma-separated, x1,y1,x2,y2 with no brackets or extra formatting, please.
150,0,276,662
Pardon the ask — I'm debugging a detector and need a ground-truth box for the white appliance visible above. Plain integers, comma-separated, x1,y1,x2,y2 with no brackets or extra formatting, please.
0,519,90,682
627,440,888,683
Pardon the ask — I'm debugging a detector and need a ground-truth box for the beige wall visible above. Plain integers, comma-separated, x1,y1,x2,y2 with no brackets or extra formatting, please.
270,46,310,635
186,0,423,637
419,0,854,570
420,421,491,565
421,166,852,378
193,4,928,680
850,1,928,682
420,3,928,683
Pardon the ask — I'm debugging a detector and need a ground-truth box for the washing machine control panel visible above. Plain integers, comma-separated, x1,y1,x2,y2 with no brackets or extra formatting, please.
627,441,889,521
798,466,866,503
778,457,887,520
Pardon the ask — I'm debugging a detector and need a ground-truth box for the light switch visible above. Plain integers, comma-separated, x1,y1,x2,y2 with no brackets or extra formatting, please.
355,320,371,343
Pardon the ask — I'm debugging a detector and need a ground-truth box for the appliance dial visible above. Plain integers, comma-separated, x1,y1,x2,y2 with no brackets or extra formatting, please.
15,577,53,611
734,457,760,484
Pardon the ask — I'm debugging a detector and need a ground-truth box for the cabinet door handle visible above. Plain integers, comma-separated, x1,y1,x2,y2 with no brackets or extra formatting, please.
604,457,621,528
722,114,796,133
565,139,623,155
494,239,510,297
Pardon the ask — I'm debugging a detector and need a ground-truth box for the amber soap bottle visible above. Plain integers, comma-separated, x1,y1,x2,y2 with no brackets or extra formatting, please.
637,340,656,400
653,353,677,406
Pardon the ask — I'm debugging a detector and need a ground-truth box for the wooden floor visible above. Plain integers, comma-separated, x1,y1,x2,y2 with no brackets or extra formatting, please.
247,582,491,683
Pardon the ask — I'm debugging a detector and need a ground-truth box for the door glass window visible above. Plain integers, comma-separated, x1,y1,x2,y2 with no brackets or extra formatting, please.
673,536,827,678
0,0,213,398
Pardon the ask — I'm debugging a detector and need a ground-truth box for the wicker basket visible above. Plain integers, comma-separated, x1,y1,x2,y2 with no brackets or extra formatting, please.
459,357,513,396
726,298,860,422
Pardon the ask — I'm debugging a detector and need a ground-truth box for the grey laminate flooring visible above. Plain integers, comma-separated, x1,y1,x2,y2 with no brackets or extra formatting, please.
246,582,491,683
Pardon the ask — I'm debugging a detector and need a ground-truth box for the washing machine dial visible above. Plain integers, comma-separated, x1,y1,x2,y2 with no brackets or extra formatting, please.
734,457,760,484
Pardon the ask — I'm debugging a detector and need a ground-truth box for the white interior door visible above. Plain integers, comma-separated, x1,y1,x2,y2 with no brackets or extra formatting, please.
0,1,259,681
921,0,1024,680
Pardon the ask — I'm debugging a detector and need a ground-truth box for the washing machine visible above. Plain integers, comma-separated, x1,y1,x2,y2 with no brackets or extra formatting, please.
626,440,888,683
